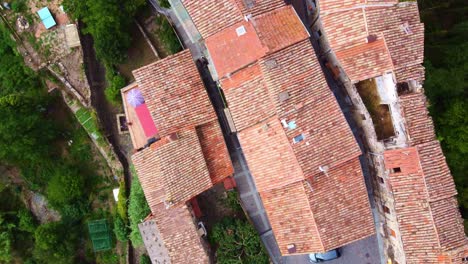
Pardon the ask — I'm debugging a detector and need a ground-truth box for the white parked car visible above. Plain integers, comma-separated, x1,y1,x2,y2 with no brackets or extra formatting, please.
309,248,341,262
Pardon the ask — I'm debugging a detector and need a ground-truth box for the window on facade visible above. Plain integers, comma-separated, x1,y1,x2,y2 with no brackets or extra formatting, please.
293,134,304,144
383,205,390,214
391,167,401,173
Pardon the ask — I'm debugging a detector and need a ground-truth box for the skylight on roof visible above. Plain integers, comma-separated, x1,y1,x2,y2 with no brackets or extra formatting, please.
236,26,247,36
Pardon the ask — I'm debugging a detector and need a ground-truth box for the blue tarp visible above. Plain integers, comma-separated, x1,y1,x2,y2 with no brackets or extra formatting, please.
37,7,56,29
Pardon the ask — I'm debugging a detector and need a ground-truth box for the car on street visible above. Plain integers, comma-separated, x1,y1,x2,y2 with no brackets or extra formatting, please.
308,249,341,262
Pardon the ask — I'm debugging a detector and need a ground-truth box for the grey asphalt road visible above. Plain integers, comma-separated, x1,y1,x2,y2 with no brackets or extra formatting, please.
283,235,380,264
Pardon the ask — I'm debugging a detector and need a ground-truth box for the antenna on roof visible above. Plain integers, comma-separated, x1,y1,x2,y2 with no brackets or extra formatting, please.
319,165,329,177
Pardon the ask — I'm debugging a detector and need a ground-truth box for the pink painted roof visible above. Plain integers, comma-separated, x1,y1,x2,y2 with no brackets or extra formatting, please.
135,103,158,138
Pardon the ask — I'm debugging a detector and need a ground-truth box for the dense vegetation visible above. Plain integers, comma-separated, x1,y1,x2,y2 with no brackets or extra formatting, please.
0,24,116,263
209,191,269,264
128,173,151,247
419,0,468,227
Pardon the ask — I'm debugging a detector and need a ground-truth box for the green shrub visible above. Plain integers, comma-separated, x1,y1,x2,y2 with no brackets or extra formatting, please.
210,218,269,264
18,209,37,233
155,16,182,55
116,181,128,222
46,166,85,207
140,254,151,264
11,0,27,13
113,215,128,242
104,74,126,105
224,190,242,212
128,174,150,246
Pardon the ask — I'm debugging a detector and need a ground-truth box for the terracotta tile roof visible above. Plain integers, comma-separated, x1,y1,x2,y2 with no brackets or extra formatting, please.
335,38,394,83
384,147,441,263
321,9,367,50
238,117,305,192
318,0,365,13
223,40,372,255
132,50,216,136
205,21,268,78
132,128,213,210
322,3,425,81
258,39,330,116
306,157,375,250
394,64,425,83
196,120,234,184
234,0,286,16
430,197,466,251
181,0,243,38
260,181,323,255
399,92,436,146
367,3,424,68
285,99,361,178
254,6,309,54
148,204,209,263
221,63,275,131
384,147,467,263
418,141,457,201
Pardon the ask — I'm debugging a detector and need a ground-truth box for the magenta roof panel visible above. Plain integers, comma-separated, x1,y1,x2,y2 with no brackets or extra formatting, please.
135,103,158,138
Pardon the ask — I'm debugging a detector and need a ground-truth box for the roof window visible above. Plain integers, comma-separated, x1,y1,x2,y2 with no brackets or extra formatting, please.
236,26,247,36
400,22,412,34
293,134,304,144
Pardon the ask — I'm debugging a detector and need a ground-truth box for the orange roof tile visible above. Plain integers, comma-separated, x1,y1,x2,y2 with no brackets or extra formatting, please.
132,128,213,210
206,21,267,78
259,40,328,116
221,63,276,131
285,99,361,177
261,181,323,255
234,0,286,16
335,38,394,82
306,157,375,250
384,147,441,263
418,141,457,201
318,0,365,13
223,39,372,255
132,50,217,136
238,117,305,192
381,23,424,69
196,120,234,184
321,9,367,50
384,146,467,263
399,92,436,146
255,6,309,54
394,64,425,83
181,0,243,38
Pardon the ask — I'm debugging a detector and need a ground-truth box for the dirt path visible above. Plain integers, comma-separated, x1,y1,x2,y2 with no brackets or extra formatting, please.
79,24,135,264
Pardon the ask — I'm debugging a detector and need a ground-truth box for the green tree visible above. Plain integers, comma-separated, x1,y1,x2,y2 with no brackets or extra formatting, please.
128,175,150,246
18,209,37,233
113,215,129,242
0,215,14,263
46,166,85,207
210,218,269,264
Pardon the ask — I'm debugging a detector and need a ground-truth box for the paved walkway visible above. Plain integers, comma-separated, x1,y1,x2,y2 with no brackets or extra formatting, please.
284,235,381,264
